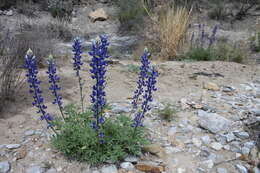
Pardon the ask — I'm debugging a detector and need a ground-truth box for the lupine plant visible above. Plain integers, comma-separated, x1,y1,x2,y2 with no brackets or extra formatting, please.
72,37,84,112
24,49,56,134
46,55,65,121
89,35,109,143
25,36,158,165
187,24,219,61
132,50,158,133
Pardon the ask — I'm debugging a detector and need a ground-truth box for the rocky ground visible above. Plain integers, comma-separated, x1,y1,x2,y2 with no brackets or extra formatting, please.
0,60,260,173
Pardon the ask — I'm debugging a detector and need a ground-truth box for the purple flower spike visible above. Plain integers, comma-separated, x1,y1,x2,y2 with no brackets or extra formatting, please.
89,35,110,143
47,55,65,120
24,49,55,130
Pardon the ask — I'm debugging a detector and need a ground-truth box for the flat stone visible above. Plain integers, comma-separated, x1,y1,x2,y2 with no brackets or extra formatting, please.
230,141,241,153
198,110,232,134
251,109,260,116
253,167,260,173
201,135,211,145
46,168,57,173
6,144,21,149
0,161,10,173
5,10,13,16
203,82,220,91
225,132,236,142
192,138,202,147
235,164,248,173
124,156,138,163
217,168,228,173
135,164,162,173
233,131,250,140
177,168,186,173
241,147,251,155
142,144,165,158
26,166,44,173
200,160,214,169
211,142,223,151
88,8,108,22
111,104,131,114
101,165,118,173
120,162,134,171
24,130,35,136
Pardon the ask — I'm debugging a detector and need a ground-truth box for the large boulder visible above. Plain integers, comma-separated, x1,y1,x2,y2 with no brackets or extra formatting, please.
197,110,232,134
88,8,108,22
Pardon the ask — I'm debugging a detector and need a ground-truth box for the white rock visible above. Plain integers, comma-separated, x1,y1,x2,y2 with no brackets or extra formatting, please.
241,147,251,155
6,144,21,149
192,138,202,147
120,162,134,171
26,166,44,173
46,168,57,173
0,161,10,173
5,10,13,16
233,131,250,140
198,110,232,134
201,136,211,145
177,168,186,173
24,130,35,136
217,168,228,173
201,160,214,169
235,164,248,173
253,167,260,173
101,165,118,173
124,156,138,163
211,142,223,151
88,8,108,22
226,132,236,142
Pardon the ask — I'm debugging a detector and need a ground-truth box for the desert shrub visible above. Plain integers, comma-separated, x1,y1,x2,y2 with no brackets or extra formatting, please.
207,1,229,20
213,41,247,63
186,47,213,61
125,64,140,73
23,36,158,165
0,0,16,10
157,103,177,121
159,6,190,60
19,19,72,42
115,0,146,31
0,31,26,114
16,0,39,17
48,0,74,19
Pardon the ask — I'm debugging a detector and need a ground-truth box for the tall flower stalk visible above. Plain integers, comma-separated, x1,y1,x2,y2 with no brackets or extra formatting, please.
131,49,158,135
89,35,109,143
46,55,65,121
72,37,84,113
132,48,150,110
24,49,56,134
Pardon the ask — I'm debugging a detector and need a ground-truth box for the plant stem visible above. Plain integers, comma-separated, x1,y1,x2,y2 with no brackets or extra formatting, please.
78,75,84,113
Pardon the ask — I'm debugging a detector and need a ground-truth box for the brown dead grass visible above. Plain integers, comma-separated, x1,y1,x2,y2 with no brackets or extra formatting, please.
159,6,191,60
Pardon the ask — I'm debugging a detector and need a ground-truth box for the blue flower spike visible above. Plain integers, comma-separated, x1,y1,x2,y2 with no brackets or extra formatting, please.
89,35,109,143
72,37,84,112
24,49,57,134
47,54,65,121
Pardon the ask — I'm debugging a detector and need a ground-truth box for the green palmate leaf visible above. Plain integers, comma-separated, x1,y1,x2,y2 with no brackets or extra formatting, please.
51,105,149,165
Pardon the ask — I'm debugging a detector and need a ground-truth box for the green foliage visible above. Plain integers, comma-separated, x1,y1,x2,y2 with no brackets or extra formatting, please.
185,48,213,61
51,105,148,165
48,0,73,19
208,1,228,20
115,0,146,30
185,42,247,63
213,42,246,63
125,64,140,73
0,0,16,10
251,32,260,52
157,103,177,121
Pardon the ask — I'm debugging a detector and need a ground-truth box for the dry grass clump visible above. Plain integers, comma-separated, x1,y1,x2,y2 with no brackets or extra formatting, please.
159,6,191,60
